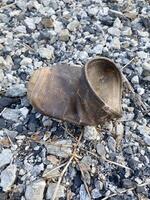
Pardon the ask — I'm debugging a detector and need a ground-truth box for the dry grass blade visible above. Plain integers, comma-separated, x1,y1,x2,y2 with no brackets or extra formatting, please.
103,157,132,171
121,58,135,70
42,162,67,179
101,181,150,200
75,158,92,200
0,2,15,10
121,59,147,111
81,148,132,171
121,72,134,93
51,156,74,200
121,72,147,111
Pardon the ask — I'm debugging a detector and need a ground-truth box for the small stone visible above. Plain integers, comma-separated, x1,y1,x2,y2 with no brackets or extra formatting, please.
0,118,5,128
96,143,106,157
25,179,46,200
137,87,145,95
84,126,99,140
67,20,80,32
0,149,13,168
2,108,21,122
88,7,99,16
0,57,6,69
5,84,27,97
107,136,116,152
108,27,120,36
122,179,135,189
24,17,36,30
42,116,52,127
137,30,149,37
91,188,102,199
79,184,90,200
110,37,120,49
16,0,27,10
20,107,29,118
46,183,65,199
53,20,63,33
92,44,103,54
143,76,150,81
20,57,32,65
0,69,4,82
137,51,148,59
79,51,88,61
143,62,150,72
38,47,54,59
59,29,70,41
113,18,123,29
143,135,150,146
122,27,132,36
0,97,16,111
4,129,18,139
116,122,124,136
131,75,139,84
15,25,27,33
45,139,72,158
0,164,17,192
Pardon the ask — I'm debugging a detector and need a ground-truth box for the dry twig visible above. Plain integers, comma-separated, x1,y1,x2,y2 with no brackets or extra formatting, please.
75,157,92,200
51,156,74,200
121,58,135,70
51,132,83,200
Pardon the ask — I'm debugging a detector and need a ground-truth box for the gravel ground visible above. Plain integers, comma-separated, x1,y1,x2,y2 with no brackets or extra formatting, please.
0,0,150,199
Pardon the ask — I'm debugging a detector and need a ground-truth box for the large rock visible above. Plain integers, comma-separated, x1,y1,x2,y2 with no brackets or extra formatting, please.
1,108,21,122
0,149,13,168
0,164,17,192
25,179,46,200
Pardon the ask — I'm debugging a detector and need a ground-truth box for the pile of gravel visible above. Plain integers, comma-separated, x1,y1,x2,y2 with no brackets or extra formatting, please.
0,0,149,199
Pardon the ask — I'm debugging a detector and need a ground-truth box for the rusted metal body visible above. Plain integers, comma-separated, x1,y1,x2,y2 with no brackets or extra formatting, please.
28,57,122,126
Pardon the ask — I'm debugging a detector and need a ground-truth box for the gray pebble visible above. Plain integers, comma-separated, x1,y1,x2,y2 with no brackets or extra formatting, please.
92,44,103,54
46,183,65,199
84,126,99,141
96,143,106,157
25,179,46,200
80,184,90,200
91,188,102,199
24,17,36,30
67,20,80,32
131,76,139,84
143,135,150,146
107,136,116,152
5,84,27,97
108,27,120,36
38,47,54,59
59,29,70,41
